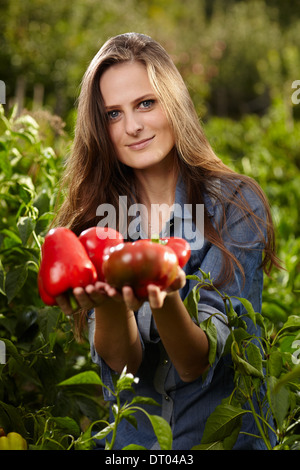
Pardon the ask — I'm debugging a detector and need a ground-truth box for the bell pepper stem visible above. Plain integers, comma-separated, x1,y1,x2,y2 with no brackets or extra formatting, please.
151,234,167,245
68,291,79,311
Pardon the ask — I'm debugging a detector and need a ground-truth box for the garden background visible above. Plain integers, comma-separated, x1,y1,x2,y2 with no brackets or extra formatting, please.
0,0,300,450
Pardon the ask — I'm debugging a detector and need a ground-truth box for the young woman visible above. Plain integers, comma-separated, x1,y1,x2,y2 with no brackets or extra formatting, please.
55,32,280,449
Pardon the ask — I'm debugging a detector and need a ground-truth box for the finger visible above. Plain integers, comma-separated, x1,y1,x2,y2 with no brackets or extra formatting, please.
73,286,95,309
84,284,108,306
147,285,166,309
122,286,143,310
56,294,75,316
104,284,124,301
168,267,186,292
94,281,109,295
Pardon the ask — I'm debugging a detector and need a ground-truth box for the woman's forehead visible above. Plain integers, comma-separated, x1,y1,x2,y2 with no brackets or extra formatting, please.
99,61,155,106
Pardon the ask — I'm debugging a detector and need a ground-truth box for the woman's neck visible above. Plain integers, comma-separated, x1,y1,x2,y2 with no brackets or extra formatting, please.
134,155,178,236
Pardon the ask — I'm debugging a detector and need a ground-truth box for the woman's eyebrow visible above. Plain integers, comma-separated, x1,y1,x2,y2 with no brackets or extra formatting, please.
104,94,156,110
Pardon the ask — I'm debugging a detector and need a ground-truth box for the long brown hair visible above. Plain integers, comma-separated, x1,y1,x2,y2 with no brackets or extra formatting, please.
56,32,280,294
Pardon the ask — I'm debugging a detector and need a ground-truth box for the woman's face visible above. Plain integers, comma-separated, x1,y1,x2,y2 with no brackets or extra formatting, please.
99,61,176,171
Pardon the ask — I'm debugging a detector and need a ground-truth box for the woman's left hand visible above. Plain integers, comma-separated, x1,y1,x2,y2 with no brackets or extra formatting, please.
113,266,186,311
147,266,186,309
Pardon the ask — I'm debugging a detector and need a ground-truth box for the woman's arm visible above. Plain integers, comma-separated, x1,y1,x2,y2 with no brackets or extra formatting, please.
122,268,210,382
149,289,210,382
93,298,142,375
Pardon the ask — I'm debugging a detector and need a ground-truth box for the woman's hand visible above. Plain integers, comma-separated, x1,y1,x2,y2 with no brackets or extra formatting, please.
147,266,186,309
55,266,186,315
55,281,112,315
111,266,186,311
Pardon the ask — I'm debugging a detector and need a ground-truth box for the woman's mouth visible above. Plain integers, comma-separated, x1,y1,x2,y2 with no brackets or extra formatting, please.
127,136,154,150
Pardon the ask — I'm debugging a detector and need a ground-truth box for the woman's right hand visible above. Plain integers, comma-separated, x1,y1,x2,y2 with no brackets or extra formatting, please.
55,281,114,316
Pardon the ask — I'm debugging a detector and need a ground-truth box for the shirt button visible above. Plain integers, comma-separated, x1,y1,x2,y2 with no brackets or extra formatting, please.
164,395,170,401
163,359,169,365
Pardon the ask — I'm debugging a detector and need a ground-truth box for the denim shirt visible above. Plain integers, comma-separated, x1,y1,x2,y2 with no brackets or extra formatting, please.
89,177,274,450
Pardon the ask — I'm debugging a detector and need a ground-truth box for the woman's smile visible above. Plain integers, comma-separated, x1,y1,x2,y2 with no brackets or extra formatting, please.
127,136,155,151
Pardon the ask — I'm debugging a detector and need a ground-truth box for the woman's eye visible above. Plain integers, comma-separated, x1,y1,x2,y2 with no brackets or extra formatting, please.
107,110,120,120
139,99,155,109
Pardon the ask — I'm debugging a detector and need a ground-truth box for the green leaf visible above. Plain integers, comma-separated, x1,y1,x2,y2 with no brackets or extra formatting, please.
130,396,160,407
192,441,225,450
75,422,112,450
231,341,264,379
199,269,212,280
225,297,239,326
268,349,283,378
38,307,62,348
184,285,200,325
122,411,138,429
0,401,28,437
245,342,263,378
35,211,54,235
274,365,300,392
52,416,80,437
94,423,114,444
1,228,22,247
5,265,28,303
0,259,5,295
33,189,51,216
147,414,173,450
17,216,36,245
223,327,250,356
1,338,25,365
58,371,104,387
0,150,12,177
233,296,257,326
280,315,300,334
267,376,291,430
201,403,246,447
200,316,218,366
122,444,148,449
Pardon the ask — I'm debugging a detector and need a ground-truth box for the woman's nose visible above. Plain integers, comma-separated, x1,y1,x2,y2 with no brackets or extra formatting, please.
124,112,143,136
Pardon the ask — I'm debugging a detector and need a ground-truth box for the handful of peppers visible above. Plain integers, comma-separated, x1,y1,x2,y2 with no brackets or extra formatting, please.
38,226,191,304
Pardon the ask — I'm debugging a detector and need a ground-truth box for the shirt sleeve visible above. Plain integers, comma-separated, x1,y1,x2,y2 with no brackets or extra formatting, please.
184,181,267,370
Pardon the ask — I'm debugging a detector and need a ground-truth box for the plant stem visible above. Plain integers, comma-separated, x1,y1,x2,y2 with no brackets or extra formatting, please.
242,377,273,450
106,395,121,450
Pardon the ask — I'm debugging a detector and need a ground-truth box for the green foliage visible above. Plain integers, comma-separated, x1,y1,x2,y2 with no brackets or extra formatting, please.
68,367,173,451
0,105,108,448
185,271,300,450
204,98,300,329
0,98,299,449
1,0,300,120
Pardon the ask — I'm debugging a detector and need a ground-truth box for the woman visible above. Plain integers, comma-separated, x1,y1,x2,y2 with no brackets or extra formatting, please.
55,33,280,449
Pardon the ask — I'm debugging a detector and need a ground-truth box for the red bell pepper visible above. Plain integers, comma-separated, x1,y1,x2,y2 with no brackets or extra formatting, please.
38,227,98,306
102,239,179,299
79,226,123,281
159,237,191,268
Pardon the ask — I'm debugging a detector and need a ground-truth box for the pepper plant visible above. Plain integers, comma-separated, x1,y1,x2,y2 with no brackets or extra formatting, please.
184,270,300,450
0,105,109,446
57,367,173,450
